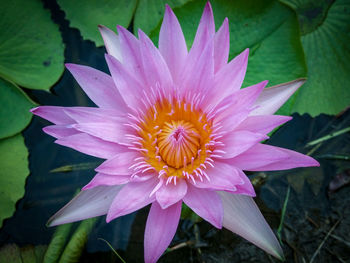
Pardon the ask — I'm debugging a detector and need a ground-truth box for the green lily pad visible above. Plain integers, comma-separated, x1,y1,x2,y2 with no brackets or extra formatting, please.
280,0,350,116
0,0,64,91
0,78,35,139
57,0,138,47
134,0,191,35
57,0,191,46
150,0,307,107
0,134,29,228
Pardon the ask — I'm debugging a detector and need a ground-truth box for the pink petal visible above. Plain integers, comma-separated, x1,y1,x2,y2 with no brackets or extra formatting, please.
55,133,125,159
217,110,250,135
98,25,122,61
144,201,182,263
225,144,290,171
159,5,188,83
95,152,139,175
193,162,243,191
251,146,319,171
43,125,79,139
251,79,306,116
72,122,130,144
205,49,249,111
181,2,214,85
47,185,122,226
156,179,187,209
105,54,144,109
65,63,127,110
219,192,284,260
231,169,256,197
31,106,74,125
213,80,267,122
191,2,215,54
214,18,229,73
180,35,214,95
138,29,173,91
236,115,292,134
183,184,223,228
63,107,123,124
106,179,157,222
82,173,130,190
220,131,268,159
116,25,145,82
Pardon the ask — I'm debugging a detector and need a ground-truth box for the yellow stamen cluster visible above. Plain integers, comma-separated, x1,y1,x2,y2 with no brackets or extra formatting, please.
137,96,214,179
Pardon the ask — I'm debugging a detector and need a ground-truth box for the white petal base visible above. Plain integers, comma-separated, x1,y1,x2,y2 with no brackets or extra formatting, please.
219,191,284,260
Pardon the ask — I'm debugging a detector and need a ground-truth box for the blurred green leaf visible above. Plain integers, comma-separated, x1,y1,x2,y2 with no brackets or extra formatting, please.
181,203,202,223
20,245,36,263
0,134,29,228
0,244,22,263
58,218,97,263
57,0,191,46
0,244,47,263
34,245,48,263
281,0,350,116
134,0,191,35
0,78,35,139
0,0,64,91
57,0,138,47
43,223,73,263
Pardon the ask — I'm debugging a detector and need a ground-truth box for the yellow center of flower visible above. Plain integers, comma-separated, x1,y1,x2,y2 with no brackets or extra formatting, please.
129,95,216,181
158,120,200,168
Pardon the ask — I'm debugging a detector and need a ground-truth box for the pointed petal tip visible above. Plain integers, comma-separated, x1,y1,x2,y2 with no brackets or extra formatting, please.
308,157,320,167
205,1,213,11
165,3,172,12
243,48,249,55
64,63,74,69
30,106,39,113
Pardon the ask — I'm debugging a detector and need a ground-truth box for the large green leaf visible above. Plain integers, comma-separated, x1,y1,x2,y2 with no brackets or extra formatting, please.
57,0,138,47
0,134,29,228
57,0,191,46
151,0,307,98
0,78,35,139
281,0,350,116
0,0,64,91
133,0,190,35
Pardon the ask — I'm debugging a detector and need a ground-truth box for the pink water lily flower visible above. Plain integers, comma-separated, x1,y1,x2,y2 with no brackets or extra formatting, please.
32,3,319,262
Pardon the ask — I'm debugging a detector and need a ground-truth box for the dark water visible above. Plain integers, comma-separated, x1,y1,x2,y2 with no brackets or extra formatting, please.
1,0,349,262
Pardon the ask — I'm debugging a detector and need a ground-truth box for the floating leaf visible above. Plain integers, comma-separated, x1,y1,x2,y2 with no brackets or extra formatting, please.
0,78,35,139
0,134,29,227
280,0,350,116
134,0,190,35
57,0,138,47
0,0,64,91
57,0,191,46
